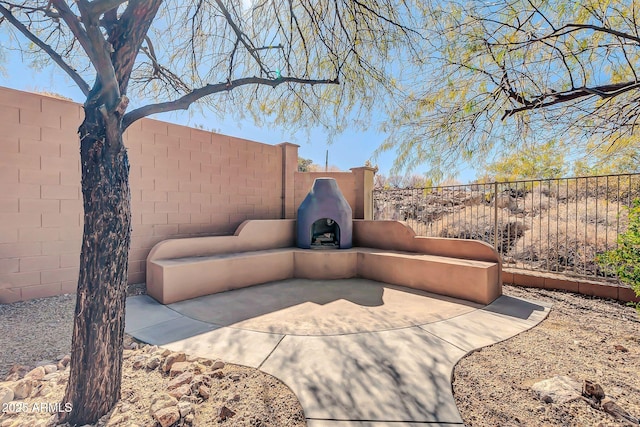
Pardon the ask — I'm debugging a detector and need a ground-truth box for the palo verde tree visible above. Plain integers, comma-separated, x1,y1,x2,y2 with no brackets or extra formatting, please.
376,0,640,178
0,1,420,424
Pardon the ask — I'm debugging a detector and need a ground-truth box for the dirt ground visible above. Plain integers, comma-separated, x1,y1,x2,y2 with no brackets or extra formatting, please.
1,284,639,426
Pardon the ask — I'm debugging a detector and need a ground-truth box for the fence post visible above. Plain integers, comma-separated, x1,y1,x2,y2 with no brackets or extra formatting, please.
493,181,499,251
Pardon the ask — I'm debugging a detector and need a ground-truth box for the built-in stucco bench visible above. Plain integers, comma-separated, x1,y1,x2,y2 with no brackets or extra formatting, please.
146,219,502,305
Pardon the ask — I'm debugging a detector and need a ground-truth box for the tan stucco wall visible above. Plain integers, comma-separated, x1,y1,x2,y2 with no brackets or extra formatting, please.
0,87,284,302
0,87,374,302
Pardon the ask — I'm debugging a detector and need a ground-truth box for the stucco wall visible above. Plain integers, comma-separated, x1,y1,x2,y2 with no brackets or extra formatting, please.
0,87,374,302
0,87,287,302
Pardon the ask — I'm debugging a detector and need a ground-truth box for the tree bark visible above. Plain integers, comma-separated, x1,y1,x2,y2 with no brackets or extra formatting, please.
59,101,131,425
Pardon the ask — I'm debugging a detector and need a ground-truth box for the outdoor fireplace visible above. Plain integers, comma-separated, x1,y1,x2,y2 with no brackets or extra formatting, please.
297,178,353,249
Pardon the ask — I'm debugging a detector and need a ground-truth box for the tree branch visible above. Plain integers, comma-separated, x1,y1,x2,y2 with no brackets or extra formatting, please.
0,4,90,95
122,75,340,130
108,0,162,95
85,0,128,17
502,81,640,119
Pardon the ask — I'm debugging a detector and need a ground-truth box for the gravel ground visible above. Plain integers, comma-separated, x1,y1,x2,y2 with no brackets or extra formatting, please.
1,284,639,426
454,285,640,426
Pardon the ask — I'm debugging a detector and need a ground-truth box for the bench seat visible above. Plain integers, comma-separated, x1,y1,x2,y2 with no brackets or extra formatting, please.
148,247,500,305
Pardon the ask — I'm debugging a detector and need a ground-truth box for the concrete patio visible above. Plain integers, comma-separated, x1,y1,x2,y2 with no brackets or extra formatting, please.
125,278,551,426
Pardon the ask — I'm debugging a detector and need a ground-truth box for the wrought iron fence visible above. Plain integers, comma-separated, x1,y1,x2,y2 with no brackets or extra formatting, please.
373,173,640,281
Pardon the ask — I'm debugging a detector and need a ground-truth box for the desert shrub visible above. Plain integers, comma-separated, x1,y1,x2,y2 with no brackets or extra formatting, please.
597,199,640,312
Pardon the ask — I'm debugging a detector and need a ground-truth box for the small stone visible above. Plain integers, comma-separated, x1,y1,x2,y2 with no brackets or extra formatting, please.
106,413,129,426
24,366,46,381
162,352,186,372
153,405,180,427
177,400,192,417
0,387,14,405
583,380,606,400
169,361,191,377
211,369,224,379
184,413,195,424
198,385,210,400
150,394,178,415
131,355,147,370
167,371,194,390
613,344,629,352
145,345,159,354
119,403,130,413
230,374,240,382
43,373,60,382
532,376,581,404
218,405,235,421
4,373,20,382
146,356,161,370
43,364,57,374
57,355,71,370
158,348,172,357
12,379,34,399
211,360,225,370
168,384,191,399
35,384,52,398
230,394,240,402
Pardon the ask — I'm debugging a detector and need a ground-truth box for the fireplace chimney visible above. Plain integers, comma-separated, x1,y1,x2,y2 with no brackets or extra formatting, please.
296,178,353,249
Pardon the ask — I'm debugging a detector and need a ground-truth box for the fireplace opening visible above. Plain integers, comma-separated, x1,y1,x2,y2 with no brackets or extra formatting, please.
311,218,340,249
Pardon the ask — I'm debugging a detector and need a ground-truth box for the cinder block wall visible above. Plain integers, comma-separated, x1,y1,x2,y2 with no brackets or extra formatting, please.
0,87,287,302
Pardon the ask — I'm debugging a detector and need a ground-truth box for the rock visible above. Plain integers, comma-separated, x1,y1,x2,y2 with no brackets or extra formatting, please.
613,344,629,352
162,352,186,372
211,360,225,370
230,374,240,382
145,356,161,370
43,373,60,382
153,405,180,427
131,355,147,370
0,386,14,405
149,394,178,415
157,348,172,357
602,398,639,424
106,413,129,426
583,380,605,401
5,364,29,381
43,364,57,374
167,371,194,390
168,384,191,399
218,405,236,421
25,366,46,381
57,355,71,370
169,361,190,377
177,400,192,417
144,345,158,354
12,379,34,399
211,369,224,379
198,385,210,399
184,413,195,424
531,376,582,404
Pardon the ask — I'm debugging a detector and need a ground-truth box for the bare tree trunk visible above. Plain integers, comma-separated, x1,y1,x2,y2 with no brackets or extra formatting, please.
59,101,131,425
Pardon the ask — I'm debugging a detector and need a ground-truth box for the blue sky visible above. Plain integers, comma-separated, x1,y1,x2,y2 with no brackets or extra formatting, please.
0,40,477,183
